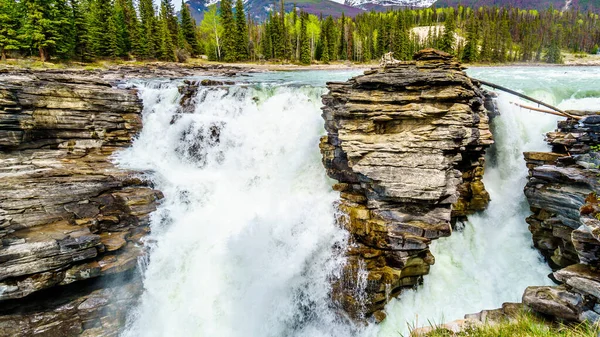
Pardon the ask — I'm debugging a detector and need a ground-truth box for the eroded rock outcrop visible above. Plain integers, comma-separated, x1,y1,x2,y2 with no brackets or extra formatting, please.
320,49,493,320
522,113,600,323
0,72,161,335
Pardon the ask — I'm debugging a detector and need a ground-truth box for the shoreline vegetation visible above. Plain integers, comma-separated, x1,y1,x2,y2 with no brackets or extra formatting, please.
1,0,600,68
2,52,600,74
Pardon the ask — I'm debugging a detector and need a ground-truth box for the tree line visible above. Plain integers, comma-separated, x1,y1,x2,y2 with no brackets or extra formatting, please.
0,0,205,62
1,0,599,64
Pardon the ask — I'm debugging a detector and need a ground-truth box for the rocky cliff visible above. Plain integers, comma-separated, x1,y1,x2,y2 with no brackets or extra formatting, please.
521,114,600,323
0,71,161,336
320,49,493,320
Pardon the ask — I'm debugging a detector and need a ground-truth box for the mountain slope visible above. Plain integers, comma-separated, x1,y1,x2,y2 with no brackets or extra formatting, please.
432,0,600,10
336,0,436,10
186,0,364,23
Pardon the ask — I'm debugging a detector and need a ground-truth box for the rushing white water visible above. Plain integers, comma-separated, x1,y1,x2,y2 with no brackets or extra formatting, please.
116,68,600,337
116,81,371,337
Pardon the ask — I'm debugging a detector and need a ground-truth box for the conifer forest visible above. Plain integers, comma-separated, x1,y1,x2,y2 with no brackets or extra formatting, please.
0,0,599,64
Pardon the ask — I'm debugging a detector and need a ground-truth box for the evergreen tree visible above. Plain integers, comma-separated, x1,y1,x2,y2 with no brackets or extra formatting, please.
339,12,346,60
161,0,178,46
462,14,478,63
114,0,129,56
117,0,139,57
220,0,236,61
89,0,117,57
234,0,248,60
70,0,92,62
139,0,156,58
261,14,272,59
180,1,199,56
53,0,75,59
0,0,21,60
321,35,329,63
159,2,176,61
545,24,564,63
299,11,310,65
21,0,65,61
440,9,456,54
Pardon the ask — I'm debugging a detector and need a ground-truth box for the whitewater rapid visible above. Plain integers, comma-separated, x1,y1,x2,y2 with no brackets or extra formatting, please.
115,69,600,337
116,82,371,337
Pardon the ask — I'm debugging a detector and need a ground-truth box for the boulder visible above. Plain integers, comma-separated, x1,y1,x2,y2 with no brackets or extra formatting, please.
522,285,583,321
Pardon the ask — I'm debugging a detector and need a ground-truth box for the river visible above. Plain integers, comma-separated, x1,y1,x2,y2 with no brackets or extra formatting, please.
115,66,600,337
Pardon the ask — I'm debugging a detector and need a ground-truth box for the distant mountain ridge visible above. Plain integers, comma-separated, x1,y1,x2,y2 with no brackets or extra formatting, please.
432,0,600,11
338,0,436,10
186,0,363,23
185,0,600,23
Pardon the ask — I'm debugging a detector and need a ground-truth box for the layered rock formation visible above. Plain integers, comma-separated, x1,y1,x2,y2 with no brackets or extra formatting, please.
320,49,493,320
0,72,161,335
522,113,600,323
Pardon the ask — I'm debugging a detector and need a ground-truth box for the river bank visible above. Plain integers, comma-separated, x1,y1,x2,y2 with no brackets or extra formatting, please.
2,52,600,75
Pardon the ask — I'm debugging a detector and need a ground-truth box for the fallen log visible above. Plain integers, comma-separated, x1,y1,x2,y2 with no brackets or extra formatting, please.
510,102,582,120
475,78,580,119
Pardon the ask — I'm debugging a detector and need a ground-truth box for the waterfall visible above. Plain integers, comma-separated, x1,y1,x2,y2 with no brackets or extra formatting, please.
115,69,598,337
115,81,371,337
378,93,559,335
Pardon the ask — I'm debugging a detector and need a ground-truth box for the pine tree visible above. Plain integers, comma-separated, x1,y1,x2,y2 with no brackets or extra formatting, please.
261,14,272,60
139,0,156,58
89,0,117,57
0,0,21,60
220,0,236,61
53,0,75,59
114,0,128,56
21,0,64,61
462,15,478,63
321,35,329,63
299,11,310,65
179,0,199,56
161,0,178,46
117,0,139,57
339,12,346,60
440,9,456,54
234,0,248,60
71,0,92,62
545,24,564,63
159,2,175,61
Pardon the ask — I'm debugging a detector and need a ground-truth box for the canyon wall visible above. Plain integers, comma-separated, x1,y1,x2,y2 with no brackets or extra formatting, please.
522,114,600,323
0,71,161,336
320,49,493,320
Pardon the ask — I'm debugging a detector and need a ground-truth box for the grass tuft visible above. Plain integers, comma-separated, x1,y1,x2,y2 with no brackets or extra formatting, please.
415,310,600,337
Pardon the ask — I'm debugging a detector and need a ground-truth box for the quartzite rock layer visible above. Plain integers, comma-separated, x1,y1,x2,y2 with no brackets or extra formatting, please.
0,71,162,336
320,49,493,320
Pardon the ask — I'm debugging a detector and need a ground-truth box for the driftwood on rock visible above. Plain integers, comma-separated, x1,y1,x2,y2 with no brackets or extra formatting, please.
320,48,494,320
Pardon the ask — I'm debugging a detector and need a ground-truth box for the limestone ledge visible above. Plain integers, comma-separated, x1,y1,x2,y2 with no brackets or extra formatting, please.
0,72,161,335
320,49,493,320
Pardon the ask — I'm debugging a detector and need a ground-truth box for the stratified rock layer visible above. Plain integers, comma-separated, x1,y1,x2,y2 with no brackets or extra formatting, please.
320,49,493,319
0,72,161,335
522,113,600,324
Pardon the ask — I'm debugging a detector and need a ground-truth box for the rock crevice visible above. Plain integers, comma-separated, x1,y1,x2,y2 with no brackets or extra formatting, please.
320,49,493,319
